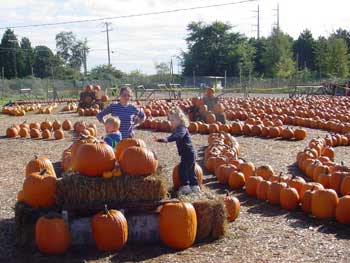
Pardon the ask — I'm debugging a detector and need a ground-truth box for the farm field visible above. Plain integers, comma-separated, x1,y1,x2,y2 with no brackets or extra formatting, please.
1,97,350,263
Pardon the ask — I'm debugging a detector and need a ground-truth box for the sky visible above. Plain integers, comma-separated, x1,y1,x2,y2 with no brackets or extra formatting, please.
0,0,349,74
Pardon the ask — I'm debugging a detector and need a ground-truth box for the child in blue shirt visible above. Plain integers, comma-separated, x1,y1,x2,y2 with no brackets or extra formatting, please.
154,107,200,195
104,117,122,150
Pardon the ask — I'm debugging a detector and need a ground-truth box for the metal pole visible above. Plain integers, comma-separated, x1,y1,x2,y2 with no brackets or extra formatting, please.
1,67,4,98
224,70,227,89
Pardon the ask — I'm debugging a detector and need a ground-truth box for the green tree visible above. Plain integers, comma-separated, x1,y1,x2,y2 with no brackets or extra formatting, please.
250,38,266,76
293,29,316,71
19,37,34,77
261,28,295,77
155,62,170,75
182,21,255,76
315,36,349,78
55,31,89,72
33,46,55,78
0,29,21,78
89,64,123,80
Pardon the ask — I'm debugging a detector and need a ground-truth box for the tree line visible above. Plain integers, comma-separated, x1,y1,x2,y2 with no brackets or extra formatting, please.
182,21,350,79
0,21,349,80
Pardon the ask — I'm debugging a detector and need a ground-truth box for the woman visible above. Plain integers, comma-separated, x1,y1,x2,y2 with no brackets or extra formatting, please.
96,86,145,138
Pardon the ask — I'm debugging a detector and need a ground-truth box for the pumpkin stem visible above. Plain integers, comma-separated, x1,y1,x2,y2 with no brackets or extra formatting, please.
104,204,109,214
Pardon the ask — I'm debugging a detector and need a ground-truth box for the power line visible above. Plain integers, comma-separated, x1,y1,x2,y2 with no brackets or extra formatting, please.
0,0,257,30
252,4,260,39
101,22,113,66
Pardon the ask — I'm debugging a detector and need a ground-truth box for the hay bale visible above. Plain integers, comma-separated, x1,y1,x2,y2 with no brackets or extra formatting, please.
14,202,60,248
177,187,227,242
56,167,169,208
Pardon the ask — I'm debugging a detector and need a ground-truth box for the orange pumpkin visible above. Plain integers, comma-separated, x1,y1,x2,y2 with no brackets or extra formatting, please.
224,195,240,222
311,189,339,219
92,205,128,252
159,202,197,249
115,138,146,161
173,163,203,189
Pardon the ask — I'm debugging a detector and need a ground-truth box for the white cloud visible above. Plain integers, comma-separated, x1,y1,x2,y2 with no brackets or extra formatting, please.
0,0,350,74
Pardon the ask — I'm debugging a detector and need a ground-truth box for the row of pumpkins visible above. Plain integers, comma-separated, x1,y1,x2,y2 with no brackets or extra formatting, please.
2,103,59,116
62,102,78,112
31,199,200,254
205,132,350,224
5,119,99,139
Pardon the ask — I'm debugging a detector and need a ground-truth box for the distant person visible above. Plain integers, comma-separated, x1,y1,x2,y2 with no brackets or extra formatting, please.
103,117,122,150
202,87,226,124
97,86,145,138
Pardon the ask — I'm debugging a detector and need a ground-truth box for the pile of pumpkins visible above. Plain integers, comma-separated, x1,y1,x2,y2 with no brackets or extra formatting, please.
62,102,78,112
37,103,58,114
5,119,71,140
15,98,78,105
2,104,41,116
78,106,100,116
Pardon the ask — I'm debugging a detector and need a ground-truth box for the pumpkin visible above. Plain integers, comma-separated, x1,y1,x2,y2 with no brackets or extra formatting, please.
119,146,158,176
42,129,51,139
336,196,350,224
115,138,146,161
30,128,41,139
267,181,287,205
311,189,338,219
6,127,18,138
256,180,271,201
301,188,314,214
289,176,306,196
26,156,56,177
228,171,245,189
92,205,128,252
23,169,57,208
300,182,324,199
238,162,255,180
188,122,198,133
35,212,71,254
30,122,40,130
245,176,263,197
215,164,236,184
172,163,203,189
280,186,300,210
256,165,274,180
75,141,116,177
330,168,350,194
62,120,72,130
40,120,52,131
159,202,197,249
224,194,240,222
19,127,29,138
294,128,306,140
52,120,61,131
206,113,216,124
54,130,65,140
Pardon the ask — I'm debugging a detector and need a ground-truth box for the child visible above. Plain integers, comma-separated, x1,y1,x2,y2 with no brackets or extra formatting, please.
104,117,122,150
154,107,200,195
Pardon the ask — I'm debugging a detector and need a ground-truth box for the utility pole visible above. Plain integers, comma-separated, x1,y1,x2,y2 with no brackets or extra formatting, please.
170,59,174,83
253,5,260,39
273,3,280,30
83,48,87,76
102,22,113,66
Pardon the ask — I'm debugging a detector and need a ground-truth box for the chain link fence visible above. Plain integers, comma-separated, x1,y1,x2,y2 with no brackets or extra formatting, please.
0,75,343,102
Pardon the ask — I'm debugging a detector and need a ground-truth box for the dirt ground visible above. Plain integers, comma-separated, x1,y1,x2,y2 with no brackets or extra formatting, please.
1,106,350,263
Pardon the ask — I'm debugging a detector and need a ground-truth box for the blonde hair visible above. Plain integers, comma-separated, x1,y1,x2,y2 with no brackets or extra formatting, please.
105,116,121,130
168,107,189,127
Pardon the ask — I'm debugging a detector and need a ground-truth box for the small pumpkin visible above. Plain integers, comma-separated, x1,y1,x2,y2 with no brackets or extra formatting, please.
280,185,300,210
62,120,73,130
228,171,245,189
311,189,339,219
52,120,61,131
336,196,350,224
256,180,271,201
54,129,65,140
42,129,51,139
224,194,240,222
245,176,263,197
26,156,56,177
30,128,41,139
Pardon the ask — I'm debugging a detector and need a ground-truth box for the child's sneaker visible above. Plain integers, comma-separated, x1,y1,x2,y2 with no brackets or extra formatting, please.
177,185,192,195
191,185,201,193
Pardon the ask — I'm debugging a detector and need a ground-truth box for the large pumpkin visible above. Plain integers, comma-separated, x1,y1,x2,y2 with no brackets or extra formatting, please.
35,212,71,254
92,205,128,252
172,163,203,189
119,146,158,176
75,141,116,176
23,169,57,208
115,138,146,161
159,202,197,249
